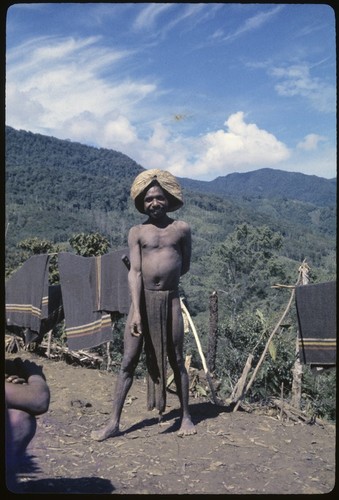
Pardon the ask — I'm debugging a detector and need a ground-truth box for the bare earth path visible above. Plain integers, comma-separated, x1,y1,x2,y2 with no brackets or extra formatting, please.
6,351,336,495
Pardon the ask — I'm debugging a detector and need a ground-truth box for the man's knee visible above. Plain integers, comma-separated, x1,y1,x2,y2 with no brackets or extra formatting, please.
120,352,139,375
6,409,37,458
168,350,186,374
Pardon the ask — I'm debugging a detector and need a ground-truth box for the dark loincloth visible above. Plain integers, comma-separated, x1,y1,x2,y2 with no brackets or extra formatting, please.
142,289,177,413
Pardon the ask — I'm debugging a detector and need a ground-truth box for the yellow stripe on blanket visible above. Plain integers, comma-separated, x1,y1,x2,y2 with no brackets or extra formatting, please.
66,314,112,338
6,304,42,318
41,295,49,306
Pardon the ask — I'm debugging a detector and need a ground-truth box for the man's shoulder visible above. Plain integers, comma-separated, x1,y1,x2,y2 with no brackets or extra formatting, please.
129,223,144,233
128,224,144,242
174,219,190,230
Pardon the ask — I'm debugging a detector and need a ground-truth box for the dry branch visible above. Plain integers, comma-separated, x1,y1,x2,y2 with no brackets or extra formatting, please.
39,338,104,367
270,398,311,423
180,298,221,405
233,287,296,412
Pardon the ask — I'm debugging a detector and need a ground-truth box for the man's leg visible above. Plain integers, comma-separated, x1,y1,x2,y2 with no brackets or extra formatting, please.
6,408,37,491
91,307,143,441
167,297,196,436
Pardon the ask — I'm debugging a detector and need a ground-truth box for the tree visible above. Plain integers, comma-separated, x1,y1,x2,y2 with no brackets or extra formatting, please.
18,237,56,255
69,232,111,256
201,224,291,318
16,237,60,283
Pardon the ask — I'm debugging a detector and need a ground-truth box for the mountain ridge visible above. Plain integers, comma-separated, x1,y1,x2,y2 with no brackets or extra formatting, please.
6,125,335,208
179,168,336,207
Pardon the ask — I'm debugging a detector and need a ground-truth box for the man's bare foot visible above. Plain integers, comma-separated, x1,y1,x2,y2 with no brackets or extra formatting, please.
91,424,120,442
177,417,197,437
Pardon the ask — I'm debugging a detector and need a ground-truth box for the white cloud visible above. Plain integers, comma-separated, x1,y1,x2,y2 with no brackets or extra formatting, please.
6,35,156,137
276,143,336,179
297,133,327,151
271,64,335,113
115,112,291,180
220,5,284,43
172,112,290,177
103,116,138,146
133,4,174,31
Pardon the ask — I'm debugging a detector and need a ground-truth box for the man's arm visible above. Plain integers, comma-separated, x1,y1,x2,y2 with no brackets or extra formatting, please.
180,222,191,276
127,226,143,336
5,359,50,416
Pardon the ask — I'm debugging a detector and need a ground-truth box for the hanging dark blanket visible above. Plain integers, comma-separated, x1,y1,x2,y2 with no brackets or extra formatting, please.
59,251,131,350
93,249,130,314
5,254,50,334
295,281,336,365
59,252,113,351
142,289,177,413
40,284,65,334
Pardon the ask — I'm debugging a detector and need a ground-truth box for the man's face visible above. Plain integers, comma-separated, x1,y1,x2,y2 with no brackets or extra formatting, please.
144,185,169,219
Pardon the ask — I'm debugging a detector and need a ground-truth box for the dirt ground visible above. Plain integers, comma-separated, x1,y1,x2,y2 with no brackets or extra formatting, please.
6,349,336,496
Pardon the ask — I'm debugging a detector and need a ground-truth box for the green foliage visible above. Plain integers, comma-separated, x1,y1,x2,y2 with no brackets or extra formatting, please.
301,367,336,421
214,308,295,401
69,232,111,256
192,224,296,321
5,237,61,283
18,237,56,255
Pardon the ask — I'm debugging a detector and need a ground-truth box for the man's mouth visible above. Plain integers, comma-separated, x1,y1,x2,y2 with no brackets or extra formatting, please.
150,207,164,216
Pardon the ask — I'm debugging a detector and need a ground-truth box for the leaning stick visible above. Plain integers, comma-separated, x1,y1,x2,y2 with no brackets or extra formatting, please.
180,298,219,405
233,287,296,411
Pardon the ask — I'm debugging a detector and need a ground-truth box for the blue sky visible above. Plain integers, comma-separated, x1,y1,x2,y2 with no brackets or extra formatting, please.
6,3,336,180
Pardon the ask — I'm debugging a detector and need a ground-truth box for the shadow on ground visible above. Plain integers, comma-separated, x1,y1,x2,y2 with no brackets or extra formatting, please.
120,400,234,436
11,477,115,494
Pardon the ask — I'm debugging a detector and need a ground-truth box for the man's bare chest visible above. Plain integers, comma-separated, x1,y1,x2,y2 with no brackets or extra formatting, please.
140,224,181,250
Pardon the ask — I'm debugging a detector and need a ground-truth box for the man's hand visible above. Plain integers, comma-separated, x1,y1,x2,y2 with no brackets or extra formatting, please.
130,313,142,337
5,358,46,382
5,374,26,384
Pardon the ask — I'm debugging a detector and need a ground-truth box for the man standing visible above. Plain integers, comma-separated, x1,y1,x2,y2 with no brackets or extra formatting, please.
91,169,196,441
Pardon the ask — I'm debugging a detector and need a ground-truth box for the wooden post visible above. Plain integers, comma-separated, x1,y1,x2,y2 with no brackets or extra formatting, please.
291,261,309,409
229,353,253,403
46,330,52,358
207,290,218,373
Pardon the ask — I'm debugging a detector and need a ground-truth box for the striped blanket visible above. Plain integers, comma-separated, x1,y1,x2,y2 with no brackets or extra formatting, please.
58,250,130,350
5,254,50,334
295,281,336,366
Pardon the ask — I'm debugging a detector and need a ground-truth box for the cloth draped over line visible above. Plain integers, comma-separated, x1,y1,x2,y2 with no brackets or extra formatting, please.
142,289,177,413
5,254,51,334
40,284,64,336
23,284,64,346
93,249,130,315
6,250,130,351
58,249,130,351
295,281,336,366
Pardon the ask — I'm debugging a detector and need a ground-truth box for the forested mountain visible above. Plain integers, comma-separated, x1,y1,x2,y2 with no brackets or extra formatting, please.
5,125,336,276
5,126,336,417
180,168,336,207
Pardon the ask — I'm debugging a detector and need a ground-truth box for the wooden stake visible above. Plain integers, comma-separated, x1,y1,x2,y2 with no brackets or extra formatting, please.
46,330,52,358
229,353,253,403
180,298,220,405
